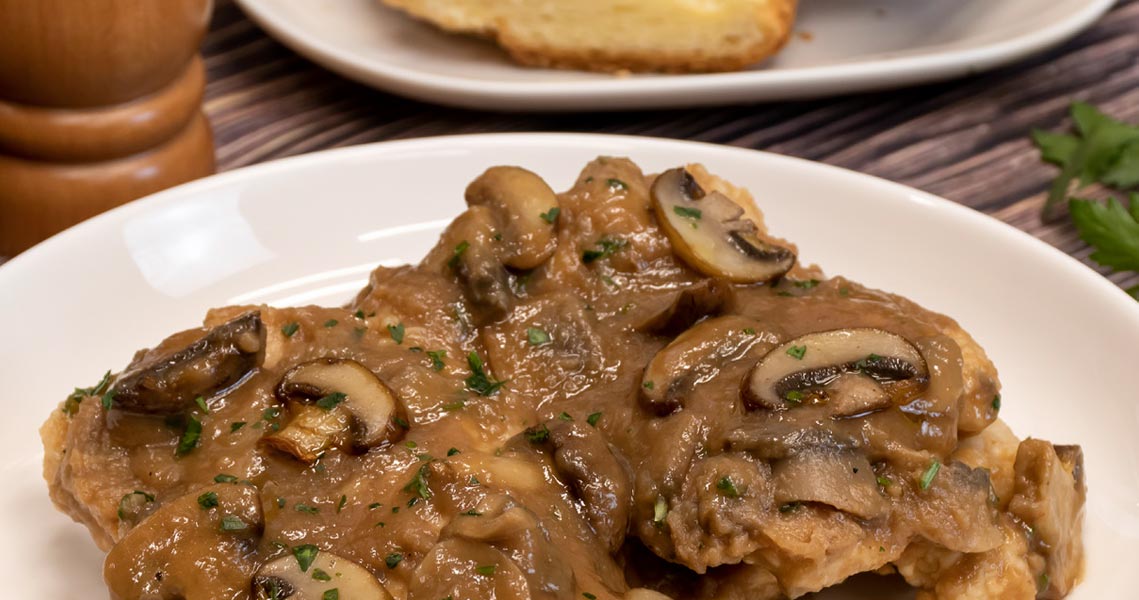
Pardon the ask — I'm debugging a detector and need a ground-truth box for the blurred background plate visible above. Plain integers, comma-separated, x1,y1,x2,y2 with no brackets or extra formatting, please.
2,134,1135,597
234,0,1116,110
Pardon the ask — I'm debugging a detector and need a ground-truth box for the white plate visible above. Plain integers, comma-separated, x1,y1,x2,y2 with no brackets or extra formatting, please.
234,0,1115,111
2,134,1136,598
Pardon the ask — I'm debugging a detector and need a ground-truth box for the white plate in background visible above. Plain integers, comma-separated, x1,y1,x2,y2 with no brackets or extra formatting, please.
2,134,1136,597
234,0,1116,110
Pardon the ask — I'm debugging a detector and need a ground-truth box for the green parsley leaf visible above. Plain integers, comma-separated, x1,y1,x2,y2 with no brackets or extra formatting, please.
214,473,238,484
295,503,319,515
293,544,319,573
101,390,115,410
323,319,339,328
197,491,219,509
673,206,702,220
540,207,560,224
117,490,155,521
442,399,466,411
1069,196,1139,272
643,381,654,390
583,594,598,600
786,345,807,360
920,459,942,490
176,414,202,457
992,394,1002,411
794,279,821,289
447,447,460,456
582,237,627,264
230,421,246,433
311,568,332,582
404,463,431,500
586,412,602,427
337,494,347,513
448,240,470,270
716,476,740,498
219,515,248,531
426,349,446,371
316,392,347,411
876,476,892,488
282,322,300,338
527,327,550,346
385,553,403,569
524,423,550,444
558,412,573,421
387,322,405,344
475,565,497,576
465,352,506,396
784,390,803,404
322,589,338,600
194,396,209,414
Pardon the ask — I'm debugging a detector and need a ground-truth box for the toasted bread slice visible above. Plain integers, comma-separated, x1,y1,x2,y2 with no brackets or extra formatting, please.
380,0,798,73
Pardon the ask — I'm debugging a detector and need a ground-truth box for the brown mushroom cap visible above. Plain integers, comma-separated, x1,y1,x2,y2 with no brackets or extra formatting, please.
276,358,408,452
110,311,264,415
771,445,886,519
252,549,394,600
465,166,560,270
651,168,794,284
744,328,928,412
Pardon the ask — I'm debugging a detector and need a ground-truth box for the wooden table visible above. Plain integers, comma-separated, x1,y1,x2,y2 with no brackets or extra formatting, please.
9,0,1139,296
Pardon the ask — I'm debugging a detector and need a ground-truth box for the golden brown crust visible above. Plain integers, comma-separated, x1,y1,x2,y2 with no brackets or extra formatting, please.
381,0,798,74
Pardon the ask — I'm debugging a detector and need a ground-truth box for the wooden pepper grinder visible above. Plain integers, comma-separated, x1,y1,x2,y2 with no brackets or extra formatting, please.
0,0,216,256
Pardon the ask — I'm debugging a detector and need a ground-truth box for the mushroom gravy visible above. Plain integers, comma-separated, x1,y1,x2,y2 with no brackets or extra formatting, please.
41,158,1085,599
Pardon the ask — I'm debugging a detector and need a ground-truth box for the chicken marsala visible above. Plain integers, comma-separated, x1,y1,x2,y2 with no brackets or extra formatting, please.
41,159,1085,599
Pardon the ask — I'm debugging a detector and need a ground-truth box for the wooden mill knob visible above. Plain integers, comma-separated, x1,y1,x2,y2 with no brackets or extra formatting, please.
0,0,216,256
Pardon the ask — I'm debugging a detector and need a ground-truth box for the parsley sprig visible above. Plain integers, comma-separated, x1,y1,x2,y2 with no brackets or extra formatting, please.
1033,103,1139,299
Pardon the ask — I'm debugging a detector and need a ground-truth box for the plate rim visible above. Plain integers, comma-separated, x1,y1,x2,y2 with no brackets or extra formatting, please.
233,0,1117,110
4,131,1136,316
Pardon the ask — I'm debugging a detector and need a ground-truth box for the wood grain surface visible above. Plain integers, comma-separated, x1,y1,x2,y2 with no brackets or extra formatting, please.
7,0,1139,297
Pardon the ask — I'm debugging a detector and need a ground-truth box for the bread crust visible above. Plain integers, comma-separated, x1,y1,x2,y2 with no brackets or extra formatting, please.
381,0,798,74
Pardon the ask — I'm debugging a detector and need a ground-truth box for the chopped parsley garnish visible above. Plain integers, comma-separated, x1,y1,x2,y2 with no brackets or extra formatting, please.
442,400,466,411
919,459,942,490
786,345,807,360
606,178,628,190
293,544,319,572
404,464,431,500
743,327,756,335
312,568,332,582
448,240,470,270
64,370,112,415
587,412,602,427
295,503,319,515
582,238,627,264
175,414,202,457
525,423,550,444
465,352,505,396
447,447,461,456
394,416,410,430
316,392,347,411
214,473,238,484
461,509,482,516
558,412,573,421
337,494,347,513
716,476,740,498
368,502,382,510
583,594,598,600
1038,573,1051,591
281,322,300,338
219,515,248,531
277,497,287,508
527,327,550,346
101,390,115,410
794,279,821,289
322,590,338,600
643,381,654,390
779,501,801,513
653,496,668,523
992,394,1002,411
194,396,209,414
117,490,155,520
783,390,803,404
673,206,702,220
426,349,446,371
197,491,219,509
323,319,339,328
540,207,560,224
385,553,403,569
876,476,892,488
387,322,405,344
475,565,497,576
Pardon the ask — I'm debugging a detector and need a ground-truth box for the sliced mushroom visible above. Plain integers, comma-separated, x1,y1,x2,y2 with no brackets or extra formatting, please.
104,484,263,599
540,421,633,552
262,404,352,463
771,446,886,519
641,315,775,415
110,312,264,415
448,206,516,323
253,550,394,600
632,278,735,335
909,460,1003,553
744,328,928,412
651,168,794,283
276,358,408,451
465,166,560,270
